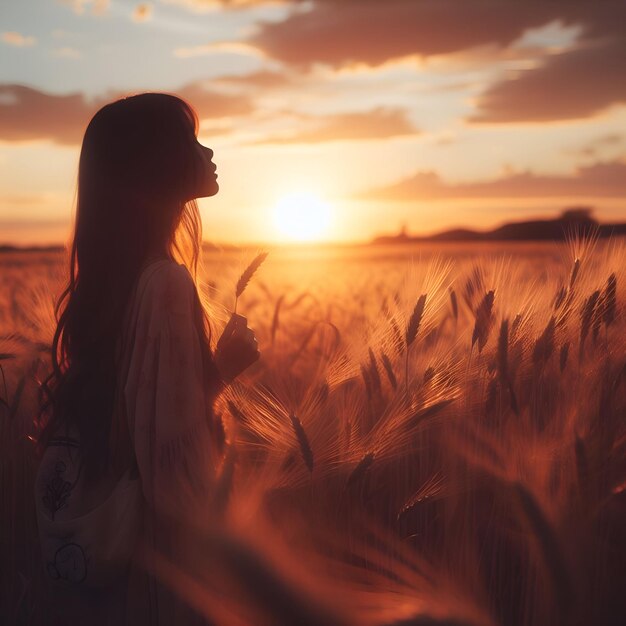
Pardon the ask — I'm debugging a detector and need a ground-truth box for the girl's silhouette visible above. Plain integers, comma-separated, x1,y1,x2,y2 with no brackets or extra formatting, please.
34,92,259,625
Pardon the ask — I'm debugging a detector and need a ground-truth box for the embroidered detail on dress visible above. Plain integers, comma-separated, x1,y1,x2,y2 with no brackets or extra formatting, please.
46,543,88,583
42,461,75,520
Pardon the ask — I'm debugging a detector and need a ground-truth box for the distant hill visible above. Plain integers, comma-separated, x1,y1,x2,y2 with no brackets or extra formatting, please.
0,244,64,253
372,208,626,244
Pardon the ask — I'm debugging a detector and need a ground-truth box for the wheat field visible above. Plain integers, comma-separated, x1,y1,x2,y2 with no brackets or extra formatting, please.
1,237,625,626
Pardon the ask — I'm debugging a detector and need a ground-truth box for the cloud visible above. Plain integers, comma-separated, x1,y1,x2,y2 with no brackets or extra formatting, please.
214,70,291,89
177,81,254,118
174,41,264,58
0,82,254,145
242,1,626,122
52,47,82,59
161,0,286,11
363,160,626,201
469,38,626,123
565,134,624,159
132,3,153,22
60,0,110,16
249,1,566,68
252,107,419,144
1,32,36,47
0,84,93,144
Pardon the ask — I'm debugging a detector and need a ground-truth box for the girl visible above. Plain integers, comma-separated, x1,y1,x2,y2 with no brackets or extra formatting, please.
34,92,259,625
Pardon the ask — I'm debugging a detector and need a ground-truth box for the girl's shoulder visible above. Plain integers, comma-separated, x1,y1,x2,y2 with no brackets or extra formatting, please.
118,259,197,357
136,259,196,315
139,257,190,288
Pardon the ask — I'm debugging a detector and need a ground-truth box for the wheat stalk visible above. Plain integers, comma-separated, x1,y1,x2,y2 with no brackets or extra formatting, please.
496,318,518,415
406,294,427,349
405,294,427,395
553,285,567,311
380,352,397,390
449,288,458,322
514,482,573,619
360,363,373,401
603,273,617,327
569,257,580,289
234,251,268,313
346,452,375,488
532,317,556,367
368,348,382,396
270,294,284,346
389,317,404,356
472,290,495,352
580,290,600,358
227,400,247,425
408,398,454,428
497,318,509,383
290,413,314,473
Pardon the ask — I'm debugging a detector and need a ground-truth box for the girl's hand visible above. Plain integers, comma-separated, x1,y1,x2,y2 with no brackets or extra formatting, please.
214,313,260,384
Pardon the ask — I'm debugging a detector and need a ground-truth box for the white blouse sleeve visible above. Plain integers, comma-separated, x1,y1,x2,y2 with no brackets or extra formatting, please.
123,262,217,517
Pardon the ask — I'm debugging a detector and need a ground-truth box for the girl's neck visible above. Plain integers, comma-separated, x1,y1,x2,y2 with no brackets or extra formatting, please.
141,249,172,273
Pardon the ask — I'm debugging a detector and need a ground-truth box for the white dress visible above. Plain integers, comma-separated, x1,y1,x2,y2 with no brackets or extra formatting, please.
35,258,222,625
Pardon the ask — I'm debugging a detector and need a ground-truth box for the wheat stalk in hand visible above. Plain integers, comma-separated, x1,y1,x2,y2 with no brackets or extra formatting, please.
234,251,268,313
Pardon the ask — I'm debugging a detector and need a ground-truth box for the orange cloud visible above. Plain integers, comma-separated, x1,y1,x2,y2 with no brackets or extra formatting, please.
164,0,242,9
0,85,91,144
363,160,626,201
176,82,254,118
0,82,253,145
60,0,110,16
132,3,153,22
1,32,36,47
251,107,418,144
164,0,287,10
174,41,264,58
214,70,291,89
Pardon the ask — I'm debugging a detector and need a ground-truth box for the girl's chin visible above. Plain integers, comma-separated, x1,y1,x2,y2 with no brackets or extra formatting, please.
195,182,219,198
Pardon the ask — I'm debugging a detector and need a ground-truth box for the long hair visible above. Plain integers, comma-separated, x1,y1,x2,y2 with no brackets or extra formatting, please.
36,92,221,482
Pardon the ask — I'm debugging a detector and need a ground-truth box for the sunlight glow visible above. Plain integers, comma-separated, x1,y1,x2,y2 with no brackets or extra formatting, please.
272,192,332,242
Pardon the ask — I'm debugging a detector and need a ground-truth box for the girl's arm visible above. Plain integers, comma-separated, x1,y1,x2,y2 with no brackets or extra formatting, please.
123,263,217,624
124,263,218,512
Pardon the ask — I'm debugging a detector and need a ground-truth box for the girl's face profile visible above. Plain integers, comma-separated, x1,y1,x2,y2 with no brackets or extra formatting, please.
191,137,218,200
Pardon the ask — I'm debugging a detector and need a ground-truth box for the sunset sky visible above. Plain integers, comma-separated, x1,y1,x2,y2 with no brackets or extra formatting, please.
1,0,625,246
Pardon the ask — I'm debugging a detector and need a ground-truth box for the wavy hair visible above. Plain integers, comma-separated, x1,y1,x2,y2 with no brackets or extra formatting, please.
36,92,221,482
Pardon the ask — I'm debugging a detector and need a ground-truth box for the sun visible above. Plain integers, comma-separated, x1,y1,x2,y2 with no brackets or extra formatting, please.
272,191,332,242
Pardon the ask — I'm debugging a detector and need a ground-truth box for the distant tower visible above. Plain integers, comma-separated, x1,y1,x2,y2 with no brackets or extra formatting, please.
399,221,408,239
561,206,595,223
